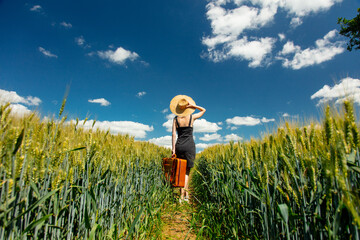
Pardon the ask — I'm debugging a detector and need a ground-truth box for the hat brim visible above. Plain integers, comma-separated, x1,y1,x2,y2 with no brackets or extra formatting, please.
170,95,196,116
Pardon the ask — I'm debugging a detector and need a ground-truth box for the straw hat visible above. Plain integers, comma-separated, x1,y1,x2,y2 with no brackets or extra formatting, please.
170,95,196,116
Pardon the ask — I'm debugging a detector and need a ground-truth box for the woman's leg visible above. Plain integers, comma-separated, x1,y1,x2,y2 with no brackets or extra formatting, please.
180,168,191,200
184,174,189,199
181,174,188,200
184,167,191,199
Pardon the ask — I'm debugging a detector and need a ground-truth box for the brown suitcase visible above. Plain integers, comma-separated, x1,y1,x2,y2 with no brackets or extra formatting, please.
162,155,187,188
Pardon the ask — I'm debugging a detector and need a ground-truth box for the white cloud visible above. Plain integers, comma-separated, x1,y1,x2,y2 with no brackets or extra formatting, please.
0,89,41,116
283,0,343,26
73,119,153,139
202,0,344,67
196,143,214,150
148,136,172,149
88,98,111,106
162,115,174,130
278,33,286,41
136,91,146,98
224,133,242,142
163,117,221,133
8,104,32,116
30,5,42,12
199,133,222,141
226,116,261,126
280,41,301,55
60,22,72,29
162,108,168,114
27,96,41,106
290,17,303,28
226,115,274,126
280,0,343,17
0,89,41,106
203,1,277,66
194,119,222,133
87,52,96,57
38,47,58,58
166,113,176,120
97,47,139,65
75,36,85,46
282,113,299,118
277,30,345,69
311,77,360,105
227,37,276,67
282,113,290,117
203,2,277,49
261,117,275,123
75,36,91,48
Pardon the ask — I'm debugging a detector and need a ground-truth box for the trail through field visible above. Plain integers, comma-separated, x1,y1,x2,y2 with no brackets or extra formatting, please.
161,201,197,240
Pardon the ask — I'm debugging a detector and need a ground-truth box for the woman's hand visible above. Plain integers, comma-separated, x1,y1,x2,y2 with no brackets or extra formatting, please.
172,149,176,158
191,104,206,120
187,103,196,108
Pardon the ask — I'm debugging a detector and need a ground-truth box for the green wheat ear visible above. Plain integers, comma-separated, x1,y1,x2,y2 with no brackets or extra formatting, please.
58,86,70,118
343,99,360,148
343,100,356,149
324,105,334,145
58,98,67,118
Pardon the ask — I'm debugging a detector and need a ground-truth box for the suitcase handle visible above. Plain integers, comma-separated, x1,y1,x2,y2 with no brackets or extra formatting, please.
171,154,177,158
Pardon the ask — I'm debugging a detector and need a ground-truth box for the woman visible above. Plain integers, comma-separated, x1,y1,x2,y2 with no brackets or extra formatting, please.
170,95,206,202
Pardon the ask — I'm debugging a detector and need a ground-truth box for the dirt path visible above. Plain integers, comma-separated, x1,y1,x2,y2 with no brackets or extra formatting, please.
160,201,197,240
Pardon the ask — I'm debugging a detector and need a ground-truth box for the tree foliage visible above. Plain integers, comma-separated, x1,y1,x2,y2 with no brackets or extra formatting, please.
338,8,360,51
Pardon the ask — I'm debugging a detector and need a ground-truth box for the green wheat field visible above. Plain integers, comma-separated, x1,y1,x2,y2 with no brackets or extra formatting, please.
1,99,360,239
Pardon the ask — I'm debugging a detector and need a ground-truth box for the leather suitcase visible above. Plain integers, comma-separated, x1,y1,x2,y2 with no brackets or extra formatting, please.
162,156,187,188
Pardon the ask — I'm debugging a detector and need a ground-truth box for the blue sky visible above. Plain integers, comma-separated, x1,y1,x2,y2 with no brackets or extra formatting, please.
0,0,359,151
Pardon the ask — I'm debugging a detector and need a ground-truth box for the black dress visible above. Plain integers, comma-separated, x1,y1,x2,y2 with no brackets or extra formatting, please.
175,115,196,168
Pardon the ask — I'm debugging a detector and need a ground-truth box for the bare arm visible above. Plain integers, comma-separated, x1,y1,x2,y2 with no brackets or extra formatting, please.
172,118,177,157
187,103,206,120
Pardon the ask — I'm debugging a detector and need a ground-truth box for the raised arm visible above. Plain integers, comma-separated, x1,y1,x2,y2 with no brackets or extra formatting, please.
187,103,206,120
172,118,177,157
